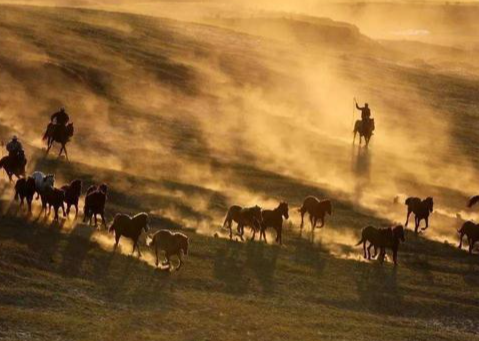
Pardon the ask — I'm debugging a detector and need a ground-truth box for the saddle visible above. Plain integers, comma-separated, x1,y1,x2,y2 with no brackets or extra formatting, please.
360,118,375,133
44,123,67,141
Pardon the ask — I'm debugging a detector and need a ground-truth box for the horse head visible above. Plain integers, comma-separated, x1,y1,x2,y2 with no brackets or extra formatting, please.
323,200,332,216
43,174,55,188
180,234,189,255
425,197,434,213
393,225,405,242
133,212,150,233
99,183,108,194
279,202,289,219
66,123,74,138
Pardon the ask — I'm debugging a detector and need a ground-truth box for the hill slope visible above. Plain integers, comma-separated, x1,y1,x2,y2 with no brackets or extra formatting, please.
0,5,479,341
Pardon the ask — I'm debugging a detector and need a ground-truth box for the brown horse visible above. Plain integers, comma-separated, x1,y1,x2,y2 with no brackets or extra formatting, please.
147,230,189,270
404,197,434,234
458,221,479,254
61,179,82,218
223,205,262,241
299,196,332,231
44,123,74,160
0,153,26,182
356,225,405,265
353,119,375,147
260,202,289,245
83,184,108,227
109,212,150,257
14,177,36,213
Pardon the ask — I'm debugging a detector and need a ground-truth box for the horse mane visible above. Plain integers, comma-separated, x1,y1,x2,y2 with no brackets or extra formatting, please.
132,212,149,229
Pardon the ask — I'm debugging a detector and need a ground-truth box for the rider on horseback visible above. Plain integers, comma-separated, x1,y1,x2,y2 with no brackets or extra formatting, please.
5,135,26,169
355,101,374,135
43,107,70,142
51,107,70,126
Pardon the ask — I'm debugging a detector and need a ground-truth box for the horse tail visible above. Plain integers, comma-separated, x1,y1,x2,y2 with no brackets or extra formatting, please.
222,210,231,229
355,237,365,246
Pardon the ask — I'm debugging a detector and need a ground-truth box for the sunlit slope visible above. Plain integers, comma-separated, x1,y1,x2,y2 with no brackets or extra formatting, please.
1,5,479,341
0,157,479,341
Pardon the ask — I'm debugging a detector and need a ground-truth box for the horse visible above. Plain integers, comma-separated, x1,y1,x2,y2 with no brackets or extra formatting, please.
83,184,108,227
0,152,26,182
109,212,150,257
31,171,55,213
61,179,82,218
147,230,189,270
14,177,36,213
44,123,74,160
223,205,262,241
458,221,479,254
44,186,66,221
404,197,434,234
260,202,289,245
356,225,405,265
353,119,375,147
299,196,332,231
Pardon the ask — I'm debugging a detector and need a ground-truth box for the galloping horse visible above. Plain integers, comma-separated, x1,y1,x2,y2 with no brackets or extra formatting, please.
353,119,375,147
44,123,74,160
0,152,26,181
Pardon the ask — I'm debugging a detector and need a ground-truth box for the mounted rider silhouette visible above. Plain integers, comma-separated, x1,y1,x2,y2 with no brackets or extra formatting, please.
43,108,70,142
6,135,26,169
355,101,374,135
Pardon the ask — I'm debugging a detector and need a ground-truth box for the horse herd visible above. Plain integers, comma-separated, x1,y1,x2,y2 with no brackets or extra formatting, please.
6,170,479,269
223,194,479,265
12,171,189,270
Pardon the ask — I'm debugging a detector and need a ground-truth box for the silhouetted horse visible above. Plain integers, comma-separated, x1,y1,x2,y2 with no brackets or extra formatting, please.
260,202,289,245
356,225,405,265
299,196,332,231
223,205,262,241
404,197,434,234
44,123,74,160
458,221,479,254
0,152,26,181
353,119,375,147
147,230,189,270
83,184,108,227
61,179,82,218
109,212,150,257
14,177,36,213
44,187,66,221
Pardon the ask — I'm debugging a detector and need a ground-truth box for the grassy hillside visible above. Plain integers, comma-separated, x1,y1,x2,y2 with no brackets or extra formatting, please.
0,4,479,341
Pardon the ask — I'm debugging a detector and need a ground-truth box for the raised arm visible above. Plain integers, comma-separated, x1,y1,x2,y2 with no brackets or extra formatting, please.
355,103,363,110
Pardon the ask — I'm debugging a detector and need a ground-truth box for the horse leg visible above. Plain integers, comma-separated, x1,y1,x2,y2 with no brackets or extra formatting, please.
46,140,53,155
320,217,325,228
155,245,159,267
131,241,136,256
367,243,373,260
422,217,429,231
405,210,411,227
300,210,305,230
177,253,183,270
136,241,142,258
113,235,120,252
75,204,79,218
101,213,106,228
62,144,69,161
61,203,66,217
469,238,473,254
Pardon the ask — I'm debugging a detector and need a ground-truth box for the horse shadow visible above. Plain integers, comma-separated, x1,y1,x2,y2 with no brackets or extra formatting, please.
58,223,95,277
355,263,403,316
245,241,279,295
213,240,250,295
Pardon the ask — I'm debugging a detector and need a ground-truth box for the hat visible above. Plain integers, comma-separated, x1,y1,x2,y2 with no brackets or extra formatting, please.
12,135,18,140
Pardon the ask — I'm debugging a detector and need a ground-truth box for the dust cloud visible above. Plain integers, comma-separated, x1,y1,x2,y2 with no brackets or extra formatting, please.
0,2,478,260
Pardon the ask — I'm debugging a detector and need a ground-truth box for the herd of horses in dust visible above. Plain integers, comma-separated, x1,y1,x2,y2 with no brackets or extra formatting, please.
1,117,479,271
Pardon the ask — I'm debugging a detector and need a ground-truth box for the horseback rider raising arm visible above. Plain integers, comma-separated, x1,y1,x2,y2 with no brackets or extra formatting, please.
355,101,371,121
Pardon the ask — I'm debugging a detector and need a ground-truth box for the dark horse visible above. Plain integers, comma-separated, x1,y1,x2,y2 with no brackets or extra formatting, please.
404,197,434,234
356,225,405,265
260,202,289,245
44,123,74,160
353,119,375,147
223,205,263,241
0,152,26,181
109,212,150,257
